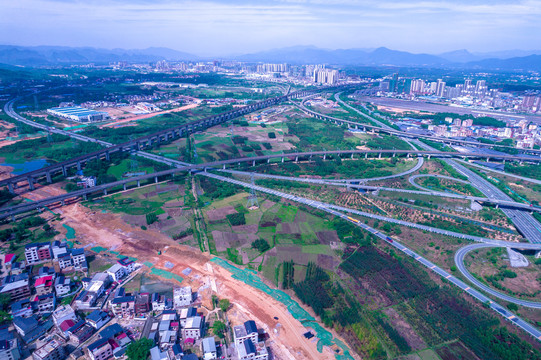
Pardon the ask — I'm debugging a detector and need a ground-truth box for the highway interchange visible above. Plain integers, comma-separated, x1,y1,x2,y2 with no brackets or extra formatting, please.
3,87,541,341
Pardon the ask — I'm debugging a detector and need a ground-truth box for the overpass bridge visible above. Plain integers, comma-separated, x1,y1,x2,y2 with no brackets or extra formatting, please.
1,149,539,220
297,100,541,157
1,85,348,193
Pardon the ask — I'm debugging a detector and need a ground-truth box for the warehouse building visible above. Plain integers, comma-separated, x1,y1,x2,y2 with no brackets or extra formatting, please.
47,106,109,123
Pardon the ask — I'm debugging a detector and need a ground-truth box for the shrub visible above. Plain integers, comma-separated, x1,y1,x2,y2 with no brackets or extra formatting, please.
268,132,276,139
226,213,246,226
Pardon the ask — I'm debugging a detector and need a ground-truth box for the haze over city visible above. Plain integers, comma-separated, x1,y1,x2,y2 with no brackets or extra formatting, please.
2,0,541,56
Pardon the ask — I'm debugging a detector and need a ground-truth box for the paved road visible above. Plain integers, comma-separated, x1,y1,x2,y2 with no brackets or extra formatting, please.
455,243,541,309
456,160,541,185
220,169,541,213
415,140,541,244
200,172,541,341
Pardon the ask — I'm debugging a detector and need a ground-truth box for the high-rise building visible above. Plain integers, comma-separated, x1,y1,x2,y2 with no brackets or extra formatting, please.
409,79,425,94
256,63,289,73
436,79,446,97
313,69,339,84
475,80,486,92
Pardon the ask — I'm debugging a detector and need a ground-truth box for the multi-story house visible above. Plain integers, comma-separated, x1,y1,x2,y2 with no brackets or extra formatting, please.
173,286,192,308
0,274,31,302
111,295,135,317
32,338,65,360
182,316,203,340
67,320,94,345
233,320,258,348
87,338,112,360
54,276,71,296
106,264,125,283
35,276,54,296
86,310,110,330
24,243,51,265
33,293,56,314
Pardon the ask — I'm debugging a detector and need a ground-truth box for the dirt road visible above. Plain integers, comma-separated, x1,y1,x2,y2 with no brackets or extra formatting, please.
58,203,354,359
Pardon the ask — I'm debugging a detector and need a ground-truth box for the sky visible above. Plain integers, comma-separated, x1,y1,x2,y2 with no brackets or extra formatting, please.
1,0,540,56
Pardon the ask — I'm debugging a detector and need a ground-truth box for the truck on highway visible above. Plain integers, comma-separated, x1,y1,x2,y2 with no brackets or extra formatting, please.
347,216,360,223
385,236,393,243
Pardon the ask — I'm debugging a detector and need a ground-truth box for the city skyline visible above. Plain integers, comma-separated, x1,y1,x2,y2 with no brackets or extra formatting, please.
1,0,541,56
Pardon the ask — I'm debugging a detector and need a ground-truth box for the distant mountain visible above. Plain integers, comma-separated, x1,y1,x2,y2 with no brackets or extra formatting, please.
0,45,199,66
439,49,480,63
235,46,449,66
466,55,541,72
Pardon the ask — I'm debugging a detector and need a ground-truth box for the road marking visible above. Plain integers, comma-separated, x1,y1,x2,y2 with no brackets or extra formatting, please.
415,256,421,260
508,315,516,320
446,275,452,279
430,265,436,269
464,287,470,291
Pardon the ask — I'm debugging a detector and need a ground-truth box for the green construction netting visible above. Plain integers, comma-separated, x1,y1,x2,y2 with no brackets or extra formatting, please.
91,246,108,253
143,261,154,268
210,257,354,360
63,224,76,239
150,268,183,283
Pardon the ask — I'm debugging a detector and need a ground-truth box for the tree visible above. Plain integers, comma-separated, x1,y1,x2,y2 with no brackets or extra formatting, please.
211,294,218,309
251,239,270,253
507,303,518,312
219,298,230,312
212,320,227,338
0,294,10,311
126,337,154,360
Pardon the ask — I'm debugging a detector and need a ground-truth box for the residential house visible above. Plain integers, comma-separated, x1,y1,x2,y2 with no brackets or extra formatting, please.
54,276,71,296
81,277,91,289
51,241,68,259
87,272,110,298
36,267,56,280
0,274,31,302
158,319,179,349
106,264,125,283
202,337,217,360
182,316,203,340
117,257,135,274
52,305,77,327
86,310,110,330
57,253,72,270
73,290,97,310
2,254,16,273
67,320,94,346
10,262,24,275
237,339,268,360
98,324,132,356
0,326,21,360
233,320,259,348
170,344,183,360
179,307,197,327
24,243,51,265
134,292,151,316
10,299,32,318
70,249,86,269
87,338,112,360
111,295,135,318
150,346,169,360
173,286,192,308
32,293,56,314
35,276,54,296
151,293,171,312
32,338,65,360
58,319,76,339
13,316,38,338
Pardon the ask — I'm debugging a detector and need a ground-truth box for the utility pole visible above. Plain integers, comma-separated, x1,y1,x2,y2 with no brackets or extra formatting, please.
246,173,259,210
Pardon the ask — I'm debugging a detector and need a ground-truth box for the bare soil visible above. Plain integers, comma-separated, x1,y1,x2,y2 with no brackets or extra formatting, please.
56,203,353,360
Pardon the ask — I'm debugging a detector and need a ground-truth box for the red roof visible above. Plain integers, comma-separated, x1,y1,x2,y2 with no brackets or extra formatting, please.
60,319,76,331
171,322,179,327
35,276,53,286
4,254,15,263
117,332,127,340
184,338,195,344
108,339,120,349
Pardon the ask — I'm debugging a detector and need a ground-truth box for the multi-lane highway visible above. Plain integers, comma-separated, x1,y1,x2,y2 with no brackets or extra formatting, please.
199,172,541,340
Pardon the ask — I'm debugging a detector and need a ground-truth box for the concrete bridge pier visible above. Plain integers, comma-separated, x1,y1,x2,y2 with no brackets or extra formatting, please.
323,154,326,160
137,180,141,187
365,153,368,159
392,153,396,158
378,153,382,159
46,172,52,183
7,183,13,193
105,151,110,161
252,160,256,167
77,161,82,171
223,164,226,170
295,156,298,162
103,189,108,195
155,176,158,183
28,177,34,191
83,194,87,201
62,165,67,177
267,158,270,163
123,184,126,191
428,155,431,159
281,157,284,163
61,200,65,206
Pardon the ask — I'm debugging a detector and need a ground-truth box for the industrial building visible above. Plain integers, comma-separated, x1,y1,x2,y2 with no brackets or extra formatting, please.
47,106,109,123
